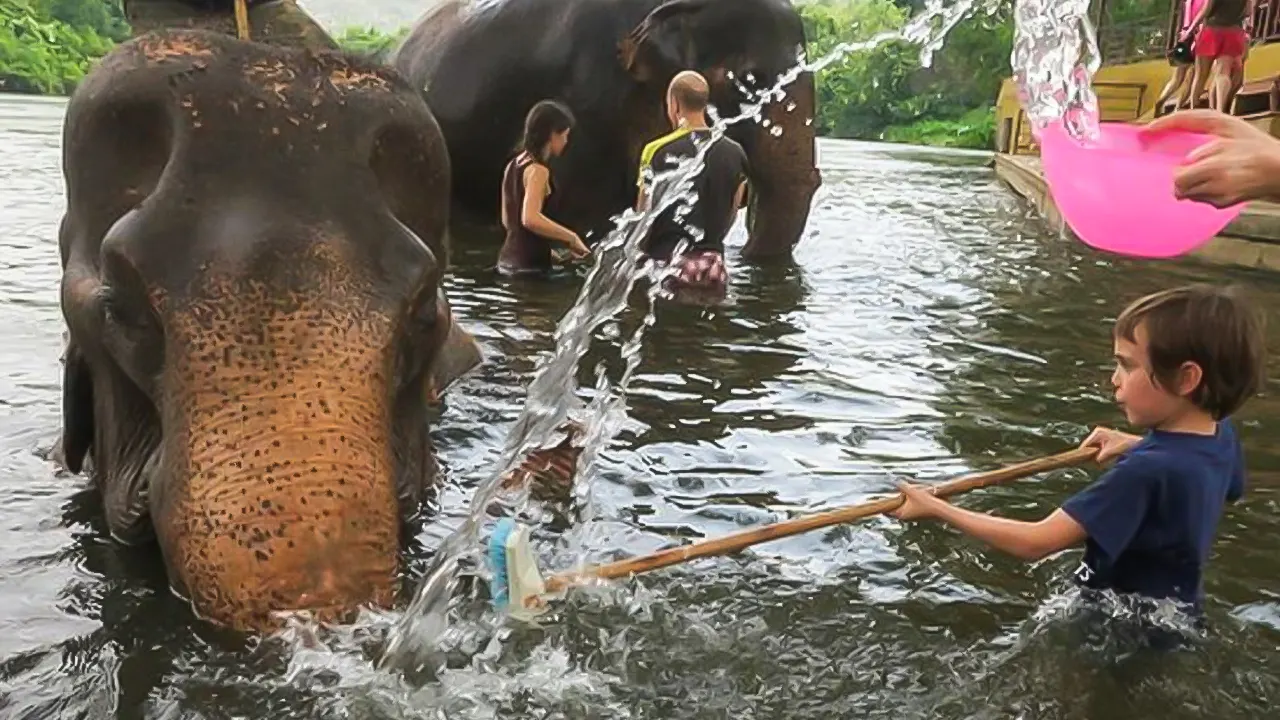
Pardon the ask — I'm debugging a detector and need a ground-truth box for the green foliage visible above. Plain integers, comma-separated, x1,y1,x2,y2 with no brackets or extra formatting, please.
800,0,919,137
0,1,407,96
881,105,997,148
1,0,117,94
798,0,1014,147
333,25,409,62
34,0,129,42
0,0,1175,151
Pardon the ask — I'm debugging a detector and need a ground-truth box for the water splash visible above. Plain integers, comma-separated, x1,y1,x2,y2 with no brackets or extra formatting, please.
376,0,1101,675
1011,0,1101,140
378,134,714,675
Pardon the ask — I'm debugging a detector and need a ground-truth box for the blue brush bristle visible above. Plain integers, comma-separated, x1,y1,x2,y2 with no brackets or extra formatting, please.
487,517,516,609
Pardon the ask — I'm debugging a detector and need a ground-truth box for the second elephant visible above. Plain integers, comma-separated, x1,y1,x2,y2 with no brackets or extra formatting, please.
391,0,823,261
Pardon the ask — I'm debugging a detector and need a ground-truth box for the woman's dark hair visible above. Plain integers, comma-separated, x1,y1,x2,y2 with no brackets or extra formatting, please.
519,100,575,162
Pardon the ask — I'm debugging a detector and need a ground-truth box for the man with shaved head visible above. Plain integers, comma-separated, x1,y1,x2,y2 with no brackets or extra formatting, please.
635,70,749,298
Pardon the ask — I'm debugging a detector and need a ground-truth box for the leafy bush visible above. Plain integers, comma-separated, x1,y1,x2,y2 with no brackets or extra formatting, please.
800,0,1013,147
0,0,1168,150
0,1,410,95
333,25,409,62
881,106,998,148
1,0,116,94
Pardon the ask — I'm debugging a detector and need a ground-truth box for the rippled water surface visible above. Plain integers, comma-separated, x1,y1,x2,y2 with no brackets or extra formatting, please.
3,94,1280,719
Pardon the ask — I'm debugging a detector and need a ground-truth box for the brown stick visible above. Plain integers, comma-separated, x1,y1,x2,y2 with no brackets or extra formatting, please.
538,445,1098,597
234,0,251,40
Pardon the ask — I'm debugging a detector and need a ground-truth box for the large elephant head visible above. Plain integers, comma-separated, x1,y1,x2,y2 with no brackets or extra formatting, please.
618,0,822,260
55,30,481,631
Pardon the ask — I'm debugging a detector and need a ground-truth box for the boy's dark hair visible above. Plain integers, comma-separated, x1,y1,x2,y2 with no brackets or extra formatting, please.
1115,284,1267,419
519,99,575,162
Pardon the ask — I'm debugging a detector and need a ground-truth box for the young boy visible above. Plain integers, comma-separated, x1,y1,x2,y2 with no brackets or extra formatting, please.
893,284,1266,613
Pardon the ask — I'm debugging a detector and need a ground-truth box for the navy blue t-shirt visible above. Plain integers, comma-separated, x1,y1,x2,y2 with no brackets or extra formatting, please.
1061,420,1246,610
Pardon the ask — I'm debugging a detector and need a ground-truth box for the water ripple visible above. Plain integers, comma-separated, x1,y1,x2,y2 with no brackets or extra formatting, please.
3,97,1280,718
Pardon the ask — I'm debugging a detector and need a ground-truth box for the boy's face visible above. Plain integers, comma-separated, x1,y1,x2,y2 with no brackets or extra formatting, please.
1111,322,1202,428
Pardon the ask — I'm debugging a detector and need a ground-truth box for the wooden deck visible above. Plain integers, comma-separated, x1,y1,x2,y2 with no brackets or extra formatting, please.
994,154,1280,271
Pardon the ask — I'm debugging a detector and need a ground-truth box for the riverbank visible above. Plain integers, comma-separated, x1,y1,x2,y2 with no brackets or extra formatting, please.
994,153,1280,271
880,107,996,149
3,0,1005,150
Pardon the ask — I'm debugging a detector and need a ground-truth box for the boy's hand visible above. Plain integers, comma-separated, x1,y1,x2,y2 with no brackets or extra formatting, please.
890,481,941,521
1080,426,1142,463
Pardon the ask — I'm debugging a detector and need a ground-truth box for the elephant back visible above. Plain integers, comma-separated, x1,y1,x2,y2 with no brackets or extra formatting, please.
122,0,340,52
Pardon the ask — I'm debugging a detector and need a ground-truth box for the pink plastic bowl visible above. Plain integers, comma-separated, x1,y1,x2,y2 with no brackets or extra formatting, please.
1038,120,1246,259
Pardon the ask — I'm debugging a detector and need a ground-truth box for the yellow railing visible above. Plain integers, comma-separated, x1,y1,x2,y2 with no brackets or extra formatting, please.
1002,80,1146,155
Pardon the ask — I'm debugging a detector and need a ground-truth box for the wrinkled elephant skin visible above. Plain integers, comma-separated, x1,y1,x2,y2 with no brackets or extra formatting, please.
391,0,822,261
55,30,482,632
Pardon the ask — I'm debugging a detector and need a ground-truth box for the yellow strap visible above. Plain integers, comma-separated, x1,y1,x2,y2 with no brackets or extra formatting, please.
234,0,251,40
636,125,692,188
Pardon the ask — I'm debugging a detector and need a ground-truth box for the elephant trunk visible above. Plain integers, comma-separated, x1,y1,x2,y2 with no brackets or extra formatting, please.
152,290,402,631
743,70,822,260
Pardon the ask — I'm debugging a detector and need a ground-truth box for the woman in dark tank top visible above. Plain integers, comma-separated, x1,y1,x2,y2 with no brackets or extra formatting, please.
1182,0,1254,111
497,100,591,277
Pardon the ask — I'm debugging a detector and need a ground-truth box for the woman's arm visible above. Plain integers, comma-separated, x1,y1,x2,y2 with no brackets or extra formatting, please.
1185,0,1216,35
521,165,580,246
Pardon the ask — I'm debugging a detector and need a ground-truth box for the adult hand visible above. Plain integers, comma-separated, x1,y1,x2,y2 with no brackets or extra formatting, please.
567,234,592,260
1143,110,1280,207
889,480,941,521
1079,426,1141,464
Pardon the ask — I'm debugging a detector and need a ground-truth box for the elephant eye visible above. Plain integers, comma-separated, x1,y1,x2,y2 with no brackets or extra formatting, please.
406,283,440,329
393,285,441,389
101,286,156,332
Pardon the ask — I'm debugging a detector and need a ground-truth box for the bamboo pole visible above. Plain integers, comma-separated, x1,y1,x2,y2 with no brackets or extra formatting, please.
234,0,251,41
538,446,1098,597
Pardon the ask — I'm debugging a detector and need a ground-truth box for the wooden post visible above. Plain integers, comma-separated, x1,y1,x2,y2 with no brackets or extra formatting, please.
234,0,251,41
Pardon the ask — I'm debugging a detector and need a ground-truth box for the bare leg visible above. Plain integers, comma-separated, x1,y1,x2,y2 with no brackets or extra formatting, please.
1154,65,1191,113
1175,69,1195,109
1189,56,1213,109
1213,56,1235,112
1226,61,1245,113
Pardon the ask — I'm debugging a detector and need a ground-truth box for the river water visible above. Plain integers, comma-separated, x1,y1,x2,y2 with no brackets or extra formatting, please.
2,93,1279,719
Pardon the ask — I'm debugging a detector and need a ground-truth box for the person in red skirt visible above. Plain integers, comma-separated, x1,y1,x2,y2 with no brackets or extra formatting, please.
1182,0,1255,112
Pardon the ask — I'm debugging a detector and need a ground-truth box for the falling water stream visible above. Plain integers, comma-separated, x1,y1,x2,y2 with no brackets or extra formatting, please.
374,0,1104,679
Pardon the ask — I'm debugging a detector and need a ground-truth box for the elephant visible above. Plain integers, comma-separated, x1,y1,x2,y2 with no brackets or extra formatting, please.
53,28,495,633
390,0,823,261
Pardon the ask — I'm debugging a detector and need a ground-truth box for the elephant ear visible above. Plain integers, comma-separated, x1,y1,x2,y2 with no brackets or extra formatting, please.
60,338,94,474
618,0,714,82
